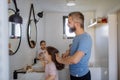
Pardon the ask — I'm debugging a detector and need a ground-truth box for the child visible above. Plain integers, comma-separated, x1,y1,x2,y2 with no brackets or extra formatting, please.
37,40,46,60
44,46,64,80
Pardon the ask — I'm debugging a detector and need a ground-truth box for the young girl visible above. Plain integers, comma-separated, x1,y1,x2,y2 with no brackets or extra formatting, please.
44,46,64,80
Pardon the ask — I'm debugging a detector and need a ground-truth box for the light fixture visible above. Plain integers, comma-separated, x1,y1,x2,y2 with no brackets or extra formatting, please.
9,0,23,24
35,11,43,23
9,0,22,39
66,0,76,6
9,13,22,24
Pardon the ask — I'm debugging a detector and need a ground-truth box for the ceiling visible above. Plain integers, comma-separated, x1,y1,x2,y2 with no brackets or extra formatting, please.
34,0,120,13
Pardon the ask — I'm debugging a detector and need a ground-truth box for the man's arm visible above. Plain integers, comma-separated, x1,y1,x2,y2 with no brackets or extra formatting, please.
62,49,70,58
56,51,84,65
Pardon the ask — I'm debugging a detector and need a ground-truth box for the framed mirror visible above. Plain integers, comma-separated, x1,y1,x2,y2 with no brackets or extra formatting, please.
27,4,37,48
8,8,22,55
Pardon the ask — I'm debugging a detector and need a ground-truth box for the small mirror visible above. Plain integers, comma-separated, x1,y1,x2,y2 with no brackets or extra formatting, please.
27,4,37,48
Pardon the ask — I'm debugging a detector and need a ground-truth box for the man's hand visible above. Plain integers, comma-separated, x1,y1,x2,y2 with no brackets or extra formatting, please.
56,54,62,64
62,50,70,58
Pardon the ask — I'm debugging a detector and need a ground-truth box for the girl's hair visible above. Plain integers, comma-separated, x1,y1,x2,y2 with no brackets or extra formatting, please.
46,46,65,70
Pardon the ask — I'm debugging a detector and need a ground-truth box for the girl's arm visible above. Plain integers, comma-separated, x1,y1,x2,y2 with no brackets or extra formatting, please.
46,75,55,80
41,60,46,70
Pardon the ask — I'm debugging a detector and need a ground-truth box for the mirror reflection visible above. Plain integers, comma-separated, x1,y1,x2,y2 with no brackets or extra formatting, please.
27,4,37,48
9,22,21,55
8,0,22,55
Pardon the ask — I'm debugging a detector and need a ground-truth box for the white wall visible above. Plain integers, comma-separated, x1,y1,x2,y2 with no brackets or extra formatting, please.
95,24,109,67
95,1,120,17
44,12,72,53
8,0,44,80
95,24,109,80
108,14,118,80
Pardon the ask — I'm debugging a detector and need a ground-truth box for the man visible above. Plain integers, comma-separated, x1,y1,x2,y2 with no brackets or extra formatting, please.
56,12,92,80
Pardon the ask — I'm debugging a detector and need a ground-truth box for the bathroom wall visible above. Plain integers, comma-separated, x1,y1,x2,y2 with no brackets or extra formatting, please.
108,14,118,80
44,12,72,53
9,0,44,80
84,21,109,80
95,24,109,67
93,13,118,80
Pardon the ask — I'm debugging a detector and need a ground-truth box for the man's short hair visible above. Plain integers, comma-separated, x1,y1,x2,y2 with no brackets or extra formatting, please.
68,12,84,29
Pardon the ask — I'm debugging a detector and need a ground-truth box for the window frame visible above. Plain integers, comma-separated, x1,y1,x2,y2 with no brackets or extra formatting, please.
63,16,75,39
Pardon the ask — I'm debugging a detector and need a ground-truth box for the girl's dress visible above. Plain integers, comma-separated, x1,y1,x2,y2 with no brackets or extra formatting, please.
45,62,58,80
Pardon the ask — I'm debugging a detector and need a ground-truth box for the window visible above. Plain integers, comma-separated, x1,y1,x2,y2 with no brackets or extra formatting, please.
63,16,75,39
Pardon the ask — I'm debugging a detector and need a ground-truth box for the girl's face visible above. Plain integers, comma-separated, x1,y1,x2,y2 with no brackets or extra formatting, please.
44,50,51,61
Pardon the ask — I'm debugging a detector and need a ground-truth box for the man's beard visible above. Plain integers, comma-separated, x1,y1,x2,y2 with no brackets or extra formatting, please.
69,27,76,33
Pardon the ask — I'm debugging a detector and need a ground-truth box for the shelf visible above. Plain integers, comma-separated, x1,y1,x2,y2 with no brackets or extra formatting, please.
88,22,107,28
88,21,97,28
88,17,108,28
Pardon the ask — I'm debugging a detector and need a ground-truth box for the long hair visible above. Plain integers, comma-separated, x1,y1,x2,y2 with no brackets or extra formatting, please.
46,46,65,70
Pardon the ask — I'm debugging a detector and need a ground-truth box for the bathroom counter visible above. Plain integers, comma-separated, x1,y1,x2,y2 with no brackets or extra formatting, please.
14,67,70,80
13,68,45,79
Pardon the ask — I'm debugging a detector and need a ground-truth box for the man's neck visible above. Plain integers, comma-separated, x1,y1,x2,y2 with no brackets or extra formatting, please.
75,28,84,36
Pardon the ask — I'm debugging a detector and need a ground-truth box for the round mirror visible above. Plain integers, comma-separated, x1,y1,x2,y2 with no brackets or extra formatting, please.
9,22,21,55
8,9,22,55
27,4,37,48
